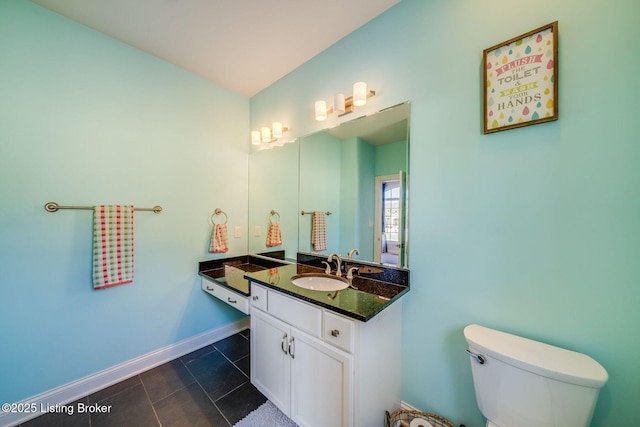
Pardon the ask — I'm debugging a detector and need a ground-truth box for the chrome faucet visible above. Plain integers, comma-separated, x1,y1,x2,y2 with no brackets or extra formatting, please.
327,253,342,277
347,248,359,260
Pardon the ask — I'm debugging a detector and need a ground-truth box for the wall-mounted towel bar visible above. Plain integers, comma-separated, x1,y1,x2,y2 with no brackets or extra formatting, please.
44,202,162,213
301,210,332,216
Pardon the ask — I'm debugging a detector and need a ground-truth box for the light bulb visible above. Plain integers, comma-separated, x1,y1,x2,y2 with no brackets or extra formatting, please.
353,81,367,107
261,127,271,143
272,122,283,138
315,100,327,121
251,131,261,145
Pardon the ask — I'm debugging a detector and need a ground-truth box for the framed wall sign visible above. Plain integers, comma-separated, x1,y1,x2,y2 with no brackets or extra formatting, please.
483,21,558,134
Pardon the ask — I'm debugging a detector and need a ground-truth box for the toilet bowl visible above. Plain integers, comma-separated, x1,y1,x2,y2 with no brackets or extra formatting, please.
464,324,608,427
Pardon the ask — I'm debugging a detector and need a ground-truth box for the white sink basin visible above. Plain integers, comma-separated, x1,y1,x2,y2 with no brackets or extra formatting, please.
291,273,349,291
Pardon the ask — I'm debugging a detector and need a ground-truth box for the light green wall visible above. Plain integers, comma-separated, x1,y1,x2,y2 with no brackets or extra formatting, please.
0,0,249,404
339,137,376,260
251,0,640,425
357,139,375,260
376,140,408,177
298,132,341,253
340,138,359,253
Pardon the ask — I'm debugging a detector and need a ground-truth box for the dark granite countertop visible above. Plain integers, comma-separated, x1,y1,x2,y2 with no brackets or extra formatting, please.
198,253,288,296
244,263,409,322
199,252,409,322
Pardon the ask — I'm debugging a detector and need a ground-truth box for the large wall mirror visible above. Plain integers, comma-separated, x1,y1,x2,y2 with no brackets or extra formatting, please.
248,138,300,260
248,102,410,267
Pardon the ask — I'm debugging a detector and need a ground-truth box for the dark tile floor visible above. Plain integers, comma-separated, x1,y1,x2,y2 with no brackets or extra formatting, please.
19,329,266,427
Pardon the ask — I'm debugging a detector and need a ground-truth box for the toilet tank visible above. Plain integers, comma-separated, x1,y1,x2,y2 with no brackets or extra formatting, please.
464,324,608,427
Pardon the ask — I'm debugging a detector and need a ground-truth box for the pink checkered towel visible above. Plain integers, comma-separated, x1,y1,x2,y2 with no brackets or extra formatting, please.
93,205,134,289
210,223,229,253
311,211,327,251
266,222,282,247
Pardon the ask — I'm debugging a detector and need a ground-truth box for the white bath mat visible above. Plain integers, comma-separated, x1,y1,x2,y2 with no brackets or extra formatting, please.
233,400,298,427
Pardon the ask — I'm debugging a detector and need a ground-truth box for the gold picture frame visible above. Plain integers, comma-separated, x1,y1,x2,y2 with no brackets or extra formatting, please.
483,21,558,134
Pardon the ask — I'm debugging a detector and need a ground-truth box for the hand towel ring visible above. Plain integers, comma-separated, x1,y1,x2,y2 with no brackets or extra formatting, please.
268,210,280,224
210,208,228,225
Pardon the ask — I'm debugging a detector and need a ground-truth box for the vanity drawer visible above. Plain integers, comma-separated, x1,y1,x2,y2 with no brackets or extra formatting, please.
323,310,355,353
250,282,268,312
201,278,249,315
268,289,322,338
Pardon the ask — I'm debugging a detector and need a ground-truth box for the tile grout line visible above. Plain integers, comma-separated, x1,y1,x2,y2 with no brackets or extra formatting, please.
212,379,251,404
86,395,92,427
138,374,163,427
195,333,253,425
90,376,142,405
182,354,233,427
183,332,253,426
213,343,250,380
233,354,250,379
141,357,196,407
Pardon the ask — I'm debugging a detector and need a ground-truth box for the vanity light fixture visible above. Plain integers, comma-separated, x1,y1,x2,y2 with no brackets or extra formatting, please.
251,122,289,145
315,81,375,121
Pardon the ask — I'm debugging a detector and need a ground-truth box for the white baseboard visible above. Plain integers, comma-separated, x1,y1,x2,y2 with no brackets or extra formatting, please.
400,401,419,411
0,317,249,427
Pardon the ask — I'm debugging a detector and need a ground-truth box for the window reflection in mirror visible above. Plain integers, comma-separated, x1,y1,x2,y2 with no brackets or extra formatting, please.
248,102,410,267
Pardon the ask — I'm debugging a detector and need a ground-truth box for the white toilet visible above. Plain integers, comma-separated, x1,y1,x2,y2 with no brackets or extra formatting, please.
464,324,608,427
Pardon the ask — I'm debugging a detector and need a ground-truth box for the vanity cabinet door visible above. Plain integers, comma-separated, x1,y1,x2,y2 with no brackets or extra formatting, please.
250,308,291,415
289,329,353,427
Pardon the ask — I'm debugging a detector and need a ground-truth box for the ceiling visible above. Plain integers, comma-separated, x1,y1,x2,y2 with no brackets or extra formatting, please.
30,0,400,98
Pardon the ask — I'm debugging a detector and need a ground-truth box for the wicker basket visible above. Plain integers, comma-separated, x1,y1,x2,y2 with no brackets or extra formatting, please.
385,409,455,427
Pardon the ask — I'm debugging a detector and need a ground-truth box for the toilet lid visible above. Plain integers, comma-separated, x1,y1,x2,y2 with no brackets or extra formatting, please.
464,324,608,388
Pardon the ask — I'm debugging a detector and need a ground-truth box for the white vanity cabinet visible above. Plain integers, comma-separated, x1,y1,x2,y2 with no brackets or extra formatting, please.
250,282,402,427
251,308,352,427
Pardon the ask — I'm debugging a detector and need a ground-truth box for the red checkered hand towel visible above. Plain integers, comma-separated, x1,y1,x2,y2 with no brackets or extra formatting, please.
266,222,282,247
311,211,327,251
210,223,229,253
93,205,134,289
